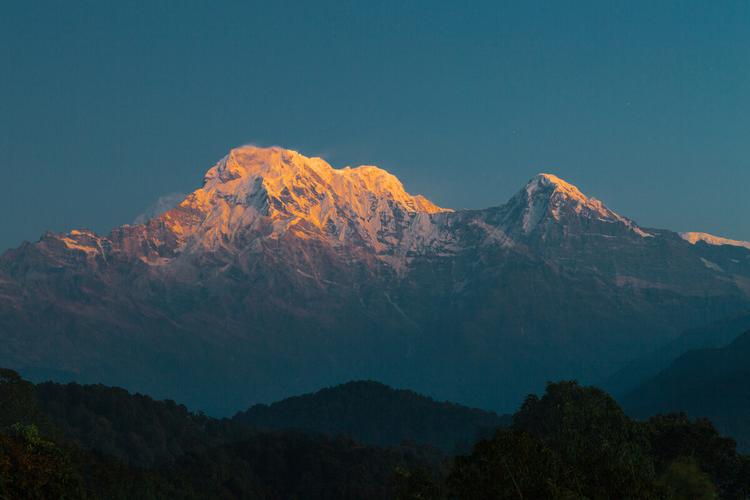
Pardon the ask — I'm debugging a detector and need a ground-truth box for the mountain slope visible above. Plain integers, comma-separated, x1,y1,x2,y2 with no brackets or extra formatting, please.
2,145,750,415
623,329,750,451
500,172,651,238
605,312,750,397
233,380,509,453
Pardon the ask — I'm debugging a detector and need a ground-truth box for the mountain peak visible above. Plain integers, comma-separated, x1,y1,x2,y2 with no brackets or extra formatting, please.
528,173,588,203
202,145,326,186
157,145,449,253
198,145,446,213
507,173,651,237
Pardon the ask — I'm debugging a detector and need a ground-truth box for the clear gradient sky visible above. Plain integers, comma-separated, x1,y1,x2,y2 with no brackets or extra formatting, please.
1,1,748,250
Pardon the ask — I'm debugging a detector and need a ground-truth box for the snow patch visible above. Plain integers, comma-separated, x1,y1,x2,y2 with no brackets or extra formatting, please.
700,257,724,272
680,232,750,250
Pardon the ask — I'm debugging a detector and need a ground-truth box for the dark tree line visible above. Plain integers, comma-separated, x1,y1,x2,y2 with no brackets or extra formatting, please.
234,380,509,453
398,381,750,499
0,369,439,499
2,369,749,499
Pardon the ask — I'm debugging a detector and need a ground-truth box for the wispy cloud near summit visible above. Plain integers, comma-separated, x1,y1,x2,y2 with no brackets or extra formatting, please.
134,193,186,225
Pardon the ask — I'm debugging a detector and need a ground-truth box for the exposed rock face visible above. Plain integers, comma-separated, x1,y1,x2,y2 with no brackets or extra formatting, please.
2,145,749,415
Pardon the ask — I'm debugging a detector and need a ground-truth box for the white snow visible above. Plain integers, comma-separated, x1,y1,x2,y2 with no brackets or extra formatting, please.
156,145,452,257
680,232,750,250
100,147,665,269
700,257,724,272
516,173,652,237
59,229,106,259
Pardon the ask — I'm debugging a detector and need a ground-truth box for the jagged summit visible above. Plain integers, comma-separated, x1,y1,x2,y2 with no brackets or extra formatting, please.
528,173,588,203
198,145,446,214
154,145,449,253
505,172,651,237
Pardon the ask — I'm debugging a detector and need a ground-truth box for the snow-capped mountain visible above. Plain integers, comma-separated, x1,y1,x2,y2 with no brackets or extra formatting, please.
160,146,448,253
501,173,652,238
48,146,452,269
2,145,749,415
680,231,750,251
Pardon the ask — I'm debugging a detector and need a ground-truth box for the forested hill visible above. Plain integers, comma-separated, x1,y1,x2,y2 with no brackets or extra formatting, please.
233,380,510,453
0,368,442,499
3,369,750,498
34,378,507,465
34,381,244,467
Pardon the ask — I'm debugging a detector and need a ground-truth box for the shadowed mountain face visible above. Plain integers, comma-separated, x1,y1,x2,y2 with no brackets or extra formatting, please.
2,145,749,415
623,329,750,452
604,312,750,397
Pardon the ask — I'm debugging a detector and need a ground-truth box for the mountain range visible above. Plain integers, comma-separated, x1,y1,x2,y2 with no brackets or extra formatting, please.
2,145,749,415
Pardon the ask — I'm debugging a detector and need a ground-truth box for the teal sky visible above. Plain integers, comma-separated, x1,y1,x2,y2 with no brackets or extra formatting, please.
1,1,749,250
